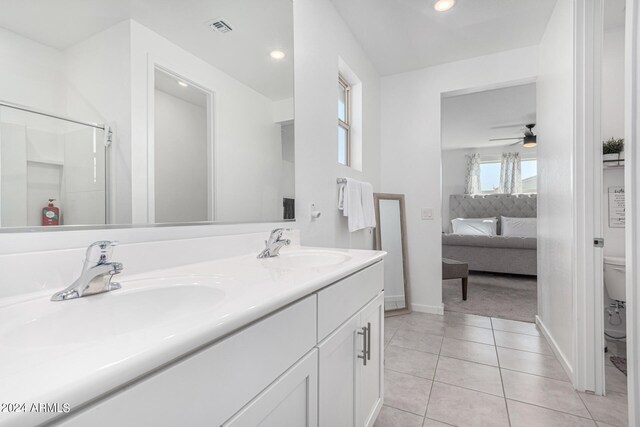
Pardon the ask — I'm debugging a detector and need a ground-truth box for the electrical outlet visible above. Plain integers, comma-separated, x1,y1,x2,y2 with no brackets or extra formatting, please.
421,208,433,220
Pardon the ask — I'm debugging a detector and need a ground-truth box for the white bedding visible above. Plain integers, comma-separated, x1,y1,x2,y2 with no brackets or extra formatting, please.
501,216,537,238
451,217,498,236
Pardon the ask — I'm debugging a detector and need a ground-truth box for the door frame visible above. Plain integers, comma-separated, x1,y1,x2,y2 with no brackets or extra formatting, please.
624,0,639,420
146,59,217,224
573,0,605,395
578,0,639,421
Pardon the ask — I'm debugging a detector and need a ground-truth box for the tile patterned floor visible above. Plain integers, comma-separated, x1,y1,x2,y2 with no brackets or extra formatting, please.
375,311,629,427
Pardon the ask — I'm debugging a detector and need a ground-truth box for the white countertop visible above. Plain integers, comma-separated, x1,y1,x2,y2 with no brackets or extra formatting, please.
0,246,384,426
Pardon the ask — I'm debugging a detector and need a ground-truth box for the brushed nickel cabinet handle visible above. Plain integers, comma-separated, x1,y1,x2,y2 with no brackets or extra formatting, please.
366,322,371,361
357,326,368,366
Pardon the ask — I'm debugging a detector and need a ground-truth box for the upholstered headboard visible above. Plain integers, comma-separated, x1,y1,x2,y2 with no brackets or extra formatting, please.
449,194,537,221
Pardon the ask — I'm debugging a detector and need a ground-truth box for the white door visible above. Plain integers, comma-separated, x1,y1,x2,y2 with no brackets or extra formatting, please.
224,350,318,427
318,314,361,427
358,293,384,427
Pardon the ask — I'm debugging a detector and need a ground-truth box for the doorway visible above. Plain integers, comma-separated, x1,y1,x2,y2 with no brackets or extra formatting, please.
150,67,214,223
600,0,628,402
440,82,539,323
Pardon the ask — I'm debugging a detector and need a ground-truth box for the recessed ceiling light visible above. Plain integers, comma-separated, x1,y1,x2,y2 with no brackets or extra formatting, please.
434,0,456,12
270,50,286,60
177,81,189,87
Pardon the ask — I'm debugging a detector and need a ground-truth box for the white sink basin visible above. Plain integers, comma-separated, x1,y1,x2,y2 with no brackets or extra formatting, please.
0,276,225,348
265,250,352,269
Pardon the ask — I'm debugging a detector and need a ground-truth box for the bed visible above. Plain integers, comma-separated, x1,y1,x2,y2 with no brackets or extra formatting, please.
442,194,537,276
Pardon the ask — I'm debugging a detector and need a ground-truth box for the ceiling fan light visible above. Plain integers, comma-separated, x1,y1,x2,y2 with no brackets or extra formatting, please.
523,135,537,148
434,0,456,12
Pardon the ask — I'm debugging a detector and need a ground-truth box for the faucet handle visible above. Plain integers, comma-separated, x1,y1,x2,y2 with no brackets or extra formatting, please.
85,240,119,266
270,228,290,239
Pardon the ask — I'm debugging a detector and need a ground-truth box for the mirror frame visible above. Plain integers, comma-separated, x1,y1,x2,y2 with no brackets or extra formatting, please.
374,193,411,317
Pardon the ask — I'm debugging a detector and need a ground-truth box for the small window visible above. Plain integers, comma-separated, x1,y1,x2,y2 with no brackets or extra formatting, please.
480,161,501,193
479,159,538,194
521,159,537,193
338,75,350,166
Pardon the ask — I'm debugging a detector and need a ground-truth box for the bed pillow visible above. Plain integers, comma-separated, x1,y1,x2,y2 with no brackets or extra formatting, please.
451,217,498,236
501,216,537,238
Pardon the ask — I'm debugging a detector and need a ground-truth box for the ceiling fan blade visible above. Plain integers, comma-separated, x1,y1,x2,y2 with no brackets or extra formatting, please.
489,137,523,141
490,124,524,129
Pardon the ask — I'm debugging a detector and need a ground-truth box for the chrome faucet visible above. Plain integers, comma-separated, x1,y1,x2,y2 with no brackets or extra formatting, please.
257,228,291,258
51,241,124,301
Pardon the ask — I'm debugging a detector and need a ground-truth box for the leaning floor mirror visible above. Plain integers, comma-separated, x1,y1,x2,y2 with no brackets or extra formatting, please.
374,193,411,316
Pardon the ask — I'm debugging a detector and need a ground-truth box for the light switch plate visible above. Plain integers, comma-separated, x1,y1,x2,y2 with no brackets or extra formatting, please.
421,208,433,220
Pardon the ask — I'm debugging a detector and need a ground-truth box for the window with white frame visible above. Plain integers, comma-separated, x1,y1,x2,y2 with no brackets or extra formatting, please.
479,161,501,193
521,159,537,193
338,74,350,166
479,159,537,194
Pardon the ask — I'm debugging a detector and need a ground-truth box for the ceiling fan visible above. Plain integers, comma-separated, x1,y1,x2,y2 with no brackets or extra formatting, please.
489,123,537,148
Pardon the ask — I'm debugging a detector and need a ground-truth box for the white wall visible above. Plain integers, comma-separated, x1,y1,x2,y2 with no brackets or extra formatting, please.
0,124,27,226
0,27,66,113
65,21,132,224
62,127,106,226
602,27,626,143
0,27,66,227
129,20,283,224
281,123,295,200
536,0,575,373
380,47,538,313
154,89,208,223
441,144,537,232
294,0,381,250
0,23,127,226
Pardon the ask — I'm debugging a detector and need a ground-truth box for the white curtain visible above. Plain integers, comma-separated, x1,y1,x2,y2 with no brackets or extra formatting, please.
499,152,522,194
464,153,481,194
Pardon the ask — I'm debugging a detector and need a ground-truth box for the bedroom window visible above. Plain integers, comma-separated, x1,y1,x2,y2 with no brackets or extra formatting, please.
521,159,537,193
480,159,537,194
480,161,501,193
338,74,350,166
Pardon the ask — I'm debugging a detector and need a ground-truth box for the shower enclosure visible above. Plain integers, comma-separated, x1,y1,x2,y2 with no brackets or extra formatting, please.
0,101,111,228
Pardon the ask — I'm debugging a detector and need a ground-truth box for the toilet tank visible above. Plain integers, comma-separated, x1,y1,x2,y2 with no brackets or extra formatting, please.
604,256,626,302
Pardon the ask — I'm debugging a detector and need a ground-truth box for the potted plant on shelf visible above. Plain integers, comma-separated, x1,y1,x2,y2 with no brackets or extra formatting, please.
603,137,624,166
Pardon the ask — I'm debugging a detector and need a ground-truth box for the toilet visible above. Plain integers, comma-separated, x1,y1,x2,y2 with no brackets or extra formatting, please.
604,256,626,302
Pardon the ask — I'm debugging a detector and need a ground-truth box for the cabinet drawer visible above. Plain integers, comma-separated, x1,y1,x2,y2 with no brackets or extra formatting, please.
55,295,317,427
317,262,383,341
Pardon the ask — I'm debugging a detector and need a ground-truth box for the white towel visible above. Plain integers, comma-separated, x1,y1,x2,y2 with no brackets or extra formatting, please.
338,178,376,232
361,181,376,229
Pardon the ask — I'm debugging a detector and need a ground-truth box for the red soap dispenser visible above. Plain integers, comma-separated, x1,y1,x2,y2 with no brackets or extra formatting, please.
42,199,60,226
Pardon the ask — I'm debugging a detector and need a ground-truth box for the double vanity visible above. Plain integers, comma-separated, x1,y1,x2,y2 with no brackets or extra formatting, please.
0,232,385,426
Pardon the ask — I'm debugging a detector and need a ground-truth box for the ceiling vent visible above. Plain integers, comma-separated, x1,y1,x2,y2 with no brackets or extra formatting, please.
206,19,233,34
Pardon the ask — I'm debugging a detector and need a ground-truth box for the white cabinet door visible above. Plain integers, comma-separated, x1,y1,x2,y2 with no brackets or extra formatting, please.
358,293,384,427
224,349,318,427
318,314,361,427
318,292,384,427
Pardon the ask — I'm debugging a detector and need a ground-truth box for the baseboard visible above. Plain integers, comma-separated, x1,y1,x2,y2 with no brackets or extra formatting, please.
411,303,444,315
536,315,574,382
385,295,405,304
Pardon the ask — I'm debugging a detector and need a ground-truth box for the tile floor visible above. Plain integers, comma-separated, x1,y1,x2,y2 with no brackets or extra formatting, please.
375,311,629,427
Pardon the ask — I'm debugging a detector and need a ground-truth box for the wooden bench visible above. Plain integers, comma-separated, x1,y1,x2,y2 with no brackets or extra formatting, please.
442,258,469,301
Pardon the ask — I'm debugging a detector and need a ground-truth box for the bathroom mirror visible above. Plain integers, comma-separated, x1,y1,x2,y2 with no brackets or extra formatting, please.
374,193,411,316
0,0,294,230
